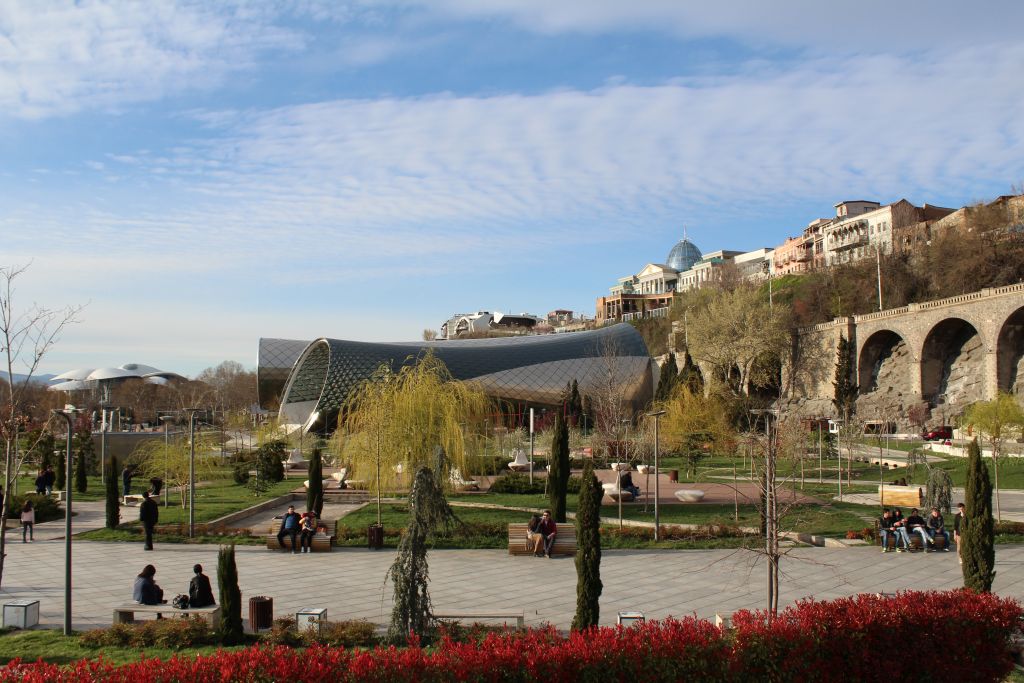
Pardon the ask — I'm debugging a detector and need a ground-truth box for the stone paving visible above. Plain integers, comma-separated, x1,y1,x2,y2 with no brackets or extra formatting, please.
3,532,1024,632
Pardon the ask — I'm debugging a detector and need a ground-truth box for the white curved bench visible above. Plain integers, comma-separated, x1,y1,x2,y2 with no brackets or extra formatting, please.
674,489,705,502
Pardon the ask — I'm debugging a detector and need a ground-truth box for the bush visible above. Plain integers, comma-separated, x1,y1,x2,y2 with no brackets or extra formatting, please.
462,455,507,476
566,476,582,494
488,472,544,494
4,592,1019,682
232,464,251,485
263,617,378,648
255,441,286,484
79,616,216,649
5,493,62,523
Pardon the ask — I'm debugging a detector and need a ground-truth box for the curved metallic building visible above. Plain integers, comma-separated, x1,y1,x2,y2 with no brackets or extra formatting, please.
275,323,653,431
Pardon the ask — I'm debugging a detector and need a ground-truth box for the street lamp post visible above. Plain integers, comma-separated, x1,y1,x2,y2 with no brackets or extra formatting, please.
52,405,79,636
159,415,175,508
185,409,201,538
645,410,666,541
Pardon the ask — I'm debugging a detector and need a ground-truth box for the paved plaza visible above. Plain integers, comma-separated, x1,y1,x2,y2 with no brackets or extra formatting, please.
3,533,1024,632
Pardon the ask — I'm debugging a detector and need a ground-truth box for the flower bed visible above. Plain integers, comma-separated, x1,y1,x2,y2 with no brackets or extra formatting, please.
0,590,1018,682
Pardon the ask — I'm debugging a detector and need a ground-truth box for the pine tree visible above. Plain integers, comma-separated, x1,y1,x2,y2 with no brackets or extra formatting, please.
655,353,679,401
571,459,602,631
217,544,244,644
307,447,323,513
549,411,571,523
105,456,120,529
74,439,88,494
832,335,858,421
962,438,996,592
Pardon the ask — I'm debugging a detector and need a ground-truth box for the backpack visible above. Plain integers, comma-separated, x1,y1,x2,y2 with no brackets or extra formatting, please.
171,594,190,609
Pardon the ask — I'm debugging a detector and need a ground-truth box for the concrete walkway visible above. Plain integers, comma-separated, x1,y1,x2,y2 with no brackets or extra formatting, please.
2,535,1022,632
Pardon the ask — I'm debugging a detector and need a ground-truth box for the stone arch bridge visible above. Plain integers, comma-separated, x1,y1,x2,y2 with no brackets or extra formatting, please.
785,283,1024,420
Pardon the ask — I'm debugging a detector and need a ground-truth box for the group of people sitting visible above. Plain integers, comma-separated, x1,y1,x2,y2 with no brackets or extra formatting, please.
276,505,323,554
526,510,558,558
132,563,216,609
878,505,957,553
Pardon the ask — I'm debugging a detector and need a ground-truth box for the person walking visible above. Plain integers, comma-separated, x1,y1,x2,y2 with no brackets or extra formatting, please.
954,502,966,565
43,466,56,495
188,564,216,608
139,490,159,550
21,500,35,543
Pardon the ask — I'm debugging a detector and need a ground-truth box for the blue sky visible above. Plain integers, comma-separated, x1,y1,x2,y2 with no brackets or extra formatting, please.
2,1,1023,377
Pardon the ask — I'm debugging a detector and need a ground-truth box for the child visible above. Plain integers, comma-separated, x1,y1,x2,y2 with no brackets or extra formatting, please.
21,499,35,543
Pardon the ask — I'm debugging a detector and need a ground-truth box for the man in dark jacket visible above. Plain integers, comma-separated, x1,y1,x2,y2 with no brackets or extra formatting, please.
954,502,966,564
928,507,950,551
43,466,56,495
538,509,557,558
277,505,302,553
139,490,159,550
905,508,930,550
122,465,134,497
188,564,216,608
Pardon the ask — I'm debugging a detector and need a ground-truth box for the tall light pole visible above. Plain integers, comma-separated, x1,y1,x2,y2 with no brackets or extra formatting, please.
159,415,175,508
52,405,79,636
645,410,666,541
185,408,201,538
528,408,535,485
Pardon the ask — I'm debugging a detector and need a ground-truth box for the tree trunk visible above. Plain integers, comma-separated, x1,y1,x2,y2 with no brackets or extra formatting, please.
993,445,1001,523
0,441,12,589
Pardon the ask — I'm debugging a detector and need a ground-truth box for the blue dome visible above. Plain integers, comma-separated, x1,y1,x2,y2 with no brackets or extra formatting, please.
666,239,702,271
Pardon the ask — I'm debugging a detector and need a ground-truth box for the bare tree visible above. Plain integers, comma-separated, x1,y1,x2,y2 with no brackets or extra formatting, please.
1,264,82,588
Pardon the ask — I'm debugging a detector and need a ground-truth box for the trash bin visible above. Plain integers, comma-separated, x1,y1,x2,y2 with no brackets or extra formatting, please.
249,596,273,632
367,524,384,550
668,469,679,482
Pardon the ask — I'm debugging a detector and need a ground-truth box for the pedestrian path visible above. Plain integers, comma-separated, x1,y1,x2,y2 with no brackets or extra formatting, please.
1,536,1016,632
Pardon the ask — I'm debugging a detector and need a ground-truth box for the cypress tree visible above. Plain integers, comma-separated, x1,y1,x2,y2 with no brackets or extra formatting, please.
655,353,679,401
549,411,571,523
569,380,583,424
832,335,858,421
56,448,66,491
307,447,323,513
105,457,120,529
74,438,88,494
217,544,244,644
571,459,602,631
962,438,996,592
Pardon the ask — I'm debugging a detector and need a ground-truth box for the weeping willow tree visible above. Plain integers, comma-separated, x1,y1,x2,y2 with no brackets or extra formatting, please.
131,432,220,508
336,351,490,524
387,454,457,644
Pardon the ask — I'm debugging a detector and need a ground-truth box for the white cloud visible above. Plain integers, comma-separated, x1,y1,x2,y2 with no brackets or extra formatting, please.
0,0,304,119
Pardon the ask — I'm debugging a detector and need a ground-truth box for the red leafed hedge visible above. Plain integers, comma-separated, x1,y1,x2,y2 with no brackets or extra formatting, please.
0,590,1019,683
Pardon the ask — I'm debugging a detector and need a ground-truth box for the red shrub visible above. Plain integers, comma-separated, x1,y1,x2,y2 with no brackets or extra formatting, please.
0,591,1018,682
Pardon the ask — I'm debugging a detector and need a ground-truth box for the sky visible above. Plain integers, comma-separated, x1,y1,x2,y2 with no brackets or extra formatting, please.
2,1,1023,377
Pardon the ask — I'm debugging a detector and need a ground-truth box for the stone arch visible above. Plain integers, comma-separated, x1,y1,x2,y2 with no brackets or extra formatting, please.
997,305,1024,395
920,317,985,406
857,329,912,395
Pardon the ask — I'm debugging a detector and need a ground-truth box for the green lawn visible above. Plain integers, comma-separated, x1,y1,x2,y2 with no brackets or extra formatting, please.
77,528,265,545
0,628,246,666
874,455,1024,490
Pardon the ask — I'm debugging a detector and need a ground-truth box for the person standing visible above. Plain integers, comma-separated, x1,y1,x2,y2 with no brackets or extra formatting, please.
34,470,47,495
277,505,302,553
188,564,216,608
122,465,134,498
21,500,35,543
954,502,966,565
43,466,56,495
139,490,159,550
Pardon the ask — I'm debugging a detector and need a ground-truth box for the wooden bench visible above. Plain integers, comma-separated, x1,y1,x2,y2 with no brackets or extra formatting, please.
878,485,922,508
507,523,577,556
113,603,221,629
435,611,525,629
265,522,335,552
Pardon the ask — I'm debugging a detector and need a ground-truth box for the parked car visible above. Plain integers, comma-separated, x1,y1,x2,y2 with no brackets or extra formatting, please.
922,426,953,441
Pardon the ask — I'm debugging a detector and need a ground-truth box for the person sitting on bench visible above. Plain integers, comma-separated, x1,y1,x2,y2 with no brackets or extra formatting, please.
891,508,910,552
299,510,318,553
539,510,557,558
879,508,895,552
927,507,950,551
619,470,641,500
188,564,216,608
133,564,166,606
527,514,544,556
905,508,930,550
277,505,302,553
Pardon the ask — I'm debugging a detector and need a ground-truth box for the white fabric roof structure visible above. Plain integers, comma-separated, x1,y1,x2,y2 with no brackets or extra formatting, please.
48,363,183,391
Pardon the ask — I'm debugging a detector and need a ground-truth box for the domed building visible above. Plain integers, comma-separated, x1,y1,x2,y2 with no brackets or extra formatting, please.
665,238,702,272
